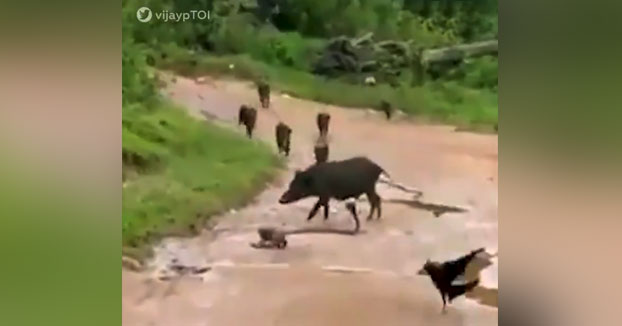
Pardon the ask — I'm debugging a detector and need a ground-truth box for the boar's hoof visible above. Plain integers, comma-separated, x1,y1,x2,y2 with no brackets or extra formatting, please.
277,240,287,249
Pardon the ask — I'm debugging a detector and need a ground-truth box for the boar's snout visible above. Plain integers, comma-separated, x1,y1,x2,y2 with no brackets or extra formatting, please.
279,191,294,204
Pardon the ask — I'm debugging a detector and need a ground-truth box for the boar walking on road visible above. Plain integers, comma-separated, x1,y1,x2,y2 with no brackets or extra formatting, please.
238,105,257,138
380,100,393,120
257,81,270,109
278,157,388,231
316,113,330,137
275,122,292,156
313,135,329,164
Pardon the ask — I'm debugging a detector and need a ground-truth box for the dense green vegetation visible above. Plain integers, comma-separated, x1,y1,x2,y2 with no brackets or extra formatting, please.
123,0,497,129
160,53,497,127
122,18,280,257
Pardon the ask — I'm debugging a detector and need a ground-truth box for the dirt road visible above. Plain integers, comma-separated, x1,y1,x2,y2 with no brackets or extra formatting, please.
122,75,498,325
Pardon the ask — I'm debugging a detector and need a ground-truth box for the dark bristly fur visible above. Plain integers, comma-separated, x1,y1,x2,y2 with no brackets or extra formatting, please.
279,157,387,230
419,248,485,312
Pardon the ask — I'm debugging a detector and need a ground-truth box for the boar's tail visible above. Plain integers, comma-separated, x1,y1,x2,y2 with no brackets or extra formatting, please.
378,170,423,198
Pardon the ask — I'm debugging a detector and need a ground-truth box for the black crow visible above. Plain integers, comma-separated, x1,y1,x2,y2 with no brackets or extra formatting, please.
418,248,485,313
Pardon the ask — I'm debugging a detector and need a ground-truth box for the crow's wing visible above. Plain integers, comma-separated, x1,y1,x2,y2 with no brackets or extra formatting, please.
442,248,485,282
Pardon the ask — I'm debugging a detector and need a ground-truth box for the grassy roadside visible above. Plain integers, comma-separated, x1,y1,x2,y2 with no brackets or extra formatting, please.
156,50,497,132
122,101,282,259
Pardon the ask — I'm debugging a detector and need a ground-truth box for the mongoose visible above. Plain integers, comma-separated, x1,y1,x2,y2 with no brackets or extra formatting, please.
251,202,360,249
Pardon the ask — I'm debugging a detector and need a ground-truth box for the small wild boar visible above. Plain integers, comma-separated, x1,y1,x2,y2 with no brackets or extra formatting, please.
275,122,292,156
380,100,393,120
257,81,270,109
238,105,257,138
316,113,330,137
278,157,386,231
313,136,329,164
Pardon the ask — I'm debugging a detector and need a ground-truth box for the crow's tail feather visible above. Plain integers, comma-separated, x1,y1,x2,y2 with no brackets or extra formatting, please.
445,248,486,281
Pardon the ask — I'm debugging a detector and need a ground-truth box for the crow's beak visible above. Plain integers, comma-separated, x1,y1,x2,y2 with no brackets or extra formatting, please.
417,268,428,276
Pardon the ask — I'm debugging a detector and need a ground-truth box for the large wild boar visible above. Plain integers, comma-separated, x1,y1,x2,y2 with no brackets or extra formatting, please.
278,157,386,231
238,105,257,138
316,113,330,136
275,122,292,156
257,81,270,108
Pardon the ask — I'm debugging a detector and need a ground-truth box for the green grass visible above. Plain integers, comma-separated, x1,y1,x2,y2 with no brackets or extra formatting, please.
159,51,498,131
122,102,281,259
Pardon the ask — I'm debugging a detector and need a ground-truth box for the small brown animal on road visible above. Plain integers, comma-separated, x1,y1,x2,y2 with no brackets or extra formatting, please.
380,100,393,120
275,122,292,156
257,81,270,108
238,105,257,138
314,135,329,164
250,202,361,249
316,113,330,136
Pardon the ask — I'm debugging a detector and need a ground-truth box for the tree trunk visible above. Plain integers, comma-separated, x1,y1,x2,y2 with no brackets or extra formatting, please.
421,40,498,65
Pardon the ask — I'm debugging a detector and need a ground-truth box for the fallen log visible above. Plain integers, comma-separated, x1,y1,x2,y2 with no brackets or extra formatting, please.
421,40,498,65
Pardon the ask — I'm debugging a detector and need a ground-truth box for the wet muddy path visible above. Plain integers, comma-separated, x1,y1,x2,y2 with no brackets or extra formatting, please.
122,74,498,325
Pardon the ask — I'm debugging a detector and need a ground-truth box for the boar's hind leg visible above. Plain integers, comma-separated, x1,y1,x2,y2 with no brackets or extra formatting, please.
322,201,330,220
346,201,361,232
366,191,381,220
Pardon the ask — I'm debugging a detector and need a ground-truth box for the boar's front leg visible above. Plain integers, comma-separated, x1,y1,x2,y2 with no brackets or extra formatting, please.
307,199,322,221
366,191,381,220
